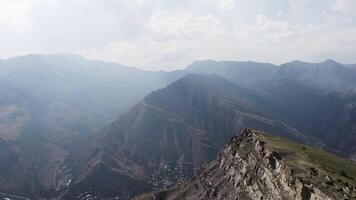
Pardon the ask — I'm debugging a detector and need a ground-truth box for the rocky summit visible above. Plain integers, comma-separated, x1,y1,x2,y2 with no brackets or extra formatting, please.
1,55,356,199
137,128,356,200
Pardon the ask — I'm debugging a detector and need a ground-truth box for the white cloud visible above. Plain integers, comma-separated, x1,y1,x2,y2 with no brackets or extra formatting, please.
0,0,30,32
331,0,356,12
82,12,227,70
212,0,239,10
1,0,356,69
148,12,225,41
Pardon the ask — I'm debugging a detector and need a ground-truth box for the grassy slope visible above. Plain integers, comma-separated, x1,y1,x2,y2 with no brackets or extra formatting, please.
255,130,356,186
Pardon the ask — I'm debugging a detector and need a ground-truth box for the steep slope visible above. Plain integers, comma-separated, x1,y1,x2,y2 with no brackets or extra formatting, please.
64,74,318,199
0,81,32,140
0,54,179,199
186,59,356,160
3,56,356,199
0,81,57,198
259,60,356,159
313,91,356,159
138,129,356,200
0,54,176,139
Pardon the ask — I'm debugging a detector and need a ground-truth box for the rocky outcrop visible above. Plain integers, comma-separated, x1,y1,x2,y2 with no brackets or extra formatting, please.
64,75,319,199
137,129,356,200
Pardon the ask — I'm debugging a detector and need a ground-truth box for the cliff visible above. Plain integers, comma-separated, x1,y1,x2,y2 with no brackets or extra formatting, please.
137,128,356,200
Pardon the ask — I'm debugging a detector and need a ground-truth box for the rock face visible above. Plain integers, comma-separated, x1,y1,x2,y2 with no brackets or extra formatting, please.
3,56,356,199
137,129,356,200
64,75,319,199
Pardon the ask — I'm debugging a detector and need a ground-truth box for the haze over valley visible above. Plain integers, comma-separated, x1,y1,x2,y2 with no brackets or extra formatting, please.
0,54,356,199
1,0,356,199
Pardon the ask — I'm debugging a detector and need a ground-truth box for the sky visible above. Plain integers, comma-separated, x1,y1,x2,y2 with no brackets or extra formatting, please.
1,0,356,70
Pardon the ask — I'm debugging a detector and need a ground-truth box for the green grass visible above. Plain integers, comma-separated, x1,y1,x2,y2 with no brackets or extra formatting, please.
254,130,356,186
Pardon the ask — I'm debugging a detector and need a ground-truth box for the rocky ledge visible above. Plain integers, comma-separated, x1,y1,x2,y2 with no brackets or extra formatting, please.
136,128,356,200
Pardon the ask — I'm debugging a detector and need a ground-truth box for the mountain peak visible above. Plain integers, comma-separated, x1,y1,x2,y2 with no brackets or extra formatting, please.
143,74,255,109
285,59,343,66
138,128,356,200
323,59,338,64
287,60,309,65
320,59,344,67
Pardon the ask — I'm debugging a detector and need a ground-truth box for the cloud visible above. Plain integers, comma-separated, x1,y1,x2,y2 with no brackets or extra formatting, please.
148,11,225,41
83,12,227,70
331,0,356,12
1,0,356,70
0,0,30,32
206,0,239,10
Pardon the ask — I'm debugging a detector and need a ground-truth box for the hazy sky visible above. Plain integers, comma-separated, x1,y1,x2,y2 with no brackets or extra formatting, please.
1,0,356,70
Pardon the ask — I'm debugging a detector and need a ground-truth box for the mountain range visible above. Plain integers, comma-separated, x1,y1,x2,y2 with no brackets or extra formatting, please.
0,54,356,199
0,54,178,198
63,74,319,199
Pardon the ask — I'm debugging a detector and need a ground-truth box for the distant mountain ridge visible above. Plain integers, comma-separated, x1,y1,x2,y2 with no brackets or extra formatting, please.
0,54,179,198
186,60,277,88
63,74,321,199
1,54,356,199
267,59,356,92
187,59,356,159
187,59,356,93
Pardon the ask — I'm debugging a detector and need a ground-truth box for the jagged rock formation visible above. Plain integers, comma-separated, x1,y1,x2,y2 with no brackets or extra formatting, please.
63,75,319,199
2,55,356,199
137,129,356,200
